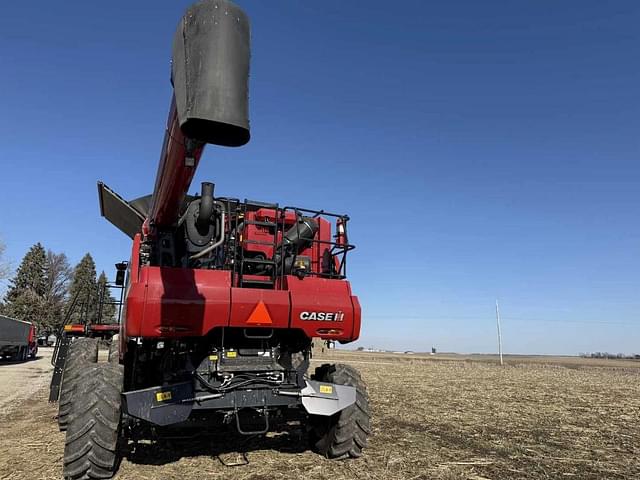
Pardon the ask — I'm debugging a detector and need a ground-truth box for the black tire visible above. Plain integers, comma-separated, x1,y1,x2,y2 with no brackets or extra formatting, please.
309,363,371,459
107,334,119,364
58,337,99,431
63,362,124,480
12,346,27,362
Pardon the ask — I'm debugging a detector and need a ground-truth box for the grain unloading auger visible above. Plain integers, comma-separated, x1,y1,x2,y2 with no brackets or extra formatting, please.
58,1,369,478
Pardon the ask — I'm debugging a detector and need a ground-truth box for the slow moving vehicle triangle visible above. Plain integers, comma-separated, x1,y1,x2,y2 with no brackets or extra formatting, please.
246,300,273,325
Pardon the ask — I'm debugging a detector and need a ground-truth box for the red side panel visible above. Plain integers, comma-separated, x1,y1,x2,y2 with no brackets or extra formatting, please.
130,234,141,282
229,287,290,328
123,262,360,343
126,267,231,338
351,295,362,340
287,276,358,342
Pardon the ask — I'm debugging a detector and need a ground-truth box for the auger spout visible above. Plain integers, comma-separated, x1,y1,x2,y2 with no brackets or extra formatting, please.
146,0,250,234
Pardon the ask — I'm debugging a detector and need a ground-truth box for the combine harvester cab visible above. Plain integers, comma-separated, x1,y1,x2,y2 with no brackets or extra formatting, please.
57,1,370,479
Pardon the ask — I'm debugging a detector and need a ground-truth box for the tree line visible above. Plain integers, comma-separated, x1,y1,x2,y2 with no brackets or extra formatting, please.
0,242,117,334
579,352,640,360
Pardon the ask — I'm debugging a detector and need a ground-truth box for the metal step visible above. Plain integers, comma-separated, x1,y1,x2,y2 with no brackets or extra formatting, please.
242,258,275,265
242,239,278,247
49,333,71,402
241,278,275,287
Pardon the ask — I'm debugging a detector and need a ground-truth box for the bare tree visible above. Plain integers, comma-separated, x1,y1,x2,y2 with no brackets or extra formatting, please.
0,238,11,281
43,251,72,331
45,251,72,304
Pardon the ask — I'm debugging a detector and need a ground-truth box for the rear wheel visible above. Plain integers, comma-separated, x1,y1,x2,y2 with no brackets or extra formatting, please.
309,363,371,458
10,347,23,362
58,337,99,431
63,362,124,480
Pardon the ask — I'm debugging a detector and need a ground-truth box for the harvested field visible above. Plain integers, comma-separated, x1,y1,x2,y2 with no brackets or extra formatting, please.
0,350,639,479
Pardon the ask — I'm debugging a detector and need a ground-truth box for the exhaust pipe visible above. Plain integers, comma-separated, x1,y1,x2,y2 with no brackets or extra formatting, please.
197,182,215,230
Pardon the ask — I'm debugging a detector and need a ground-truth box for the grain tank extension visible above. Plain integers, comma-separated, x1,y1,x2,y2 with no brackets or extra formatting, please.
57,1,369,479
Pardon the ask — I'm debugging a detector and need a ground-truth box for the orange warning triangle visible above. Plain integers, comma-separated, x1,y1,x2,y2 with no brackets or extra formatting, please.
246,300,272,325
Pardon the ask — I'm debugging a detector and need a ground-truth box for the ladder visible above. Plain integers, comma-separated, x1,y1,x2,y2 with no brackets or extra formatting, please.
237,200,280,289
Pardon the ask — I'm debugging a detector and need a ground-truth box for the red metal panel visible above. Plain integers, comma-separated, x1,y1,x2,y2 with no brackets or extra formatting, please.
126,267,231,338
122,234,143,341
130,234,141,282
287,276,357,342
241,210,331,274
122,261,360,344
146,97,205,231
89,324,120,332
350,295,362,340
230,287,290,328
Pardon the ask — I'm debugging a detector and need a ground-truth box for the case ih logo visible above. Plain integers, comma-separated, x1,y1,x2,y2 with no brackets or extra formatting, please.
299,311,345,322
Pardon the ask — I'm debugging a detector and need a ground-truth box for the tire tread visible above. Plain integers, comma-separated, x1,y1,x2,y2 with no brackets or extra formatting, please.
63,363,123,480
309,363,371,459
58,338,99,431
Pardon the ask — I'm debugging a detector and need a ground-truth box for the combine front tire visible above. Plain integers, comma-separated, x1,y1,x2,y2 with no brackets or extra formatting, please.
108,334,119,364
309,363,371,459
58,338,99,431
63,362,124,480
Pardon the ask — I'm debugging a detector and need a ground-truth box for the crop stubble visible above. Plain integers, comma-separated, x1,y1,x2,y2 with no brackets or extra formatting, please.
0,352,638,479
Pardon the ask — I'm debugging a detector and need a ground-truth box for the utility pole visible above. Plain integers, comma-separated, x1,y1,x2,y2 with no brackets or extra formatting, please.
495,300,504,366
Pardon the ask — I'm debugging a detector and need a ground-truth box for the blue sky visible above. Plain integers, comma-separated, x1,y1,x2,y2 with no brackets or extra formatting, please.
0,1,638,354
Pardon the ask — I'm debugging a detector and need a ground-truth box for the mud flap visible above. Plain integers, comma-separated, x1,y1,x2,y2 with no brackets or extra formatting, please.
122,381,194,426
300,380,356,416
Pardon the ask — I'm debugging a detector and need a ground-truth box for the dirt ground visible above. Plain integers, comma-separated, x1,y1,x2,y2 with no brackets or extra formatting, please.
0,347,53,416
0,350,639,480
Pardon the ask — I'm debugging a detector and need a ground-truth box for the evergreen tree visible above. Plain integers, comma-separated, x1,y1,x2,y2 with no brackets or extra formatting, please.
96,271,117,322
3,243,48,329
67,253,98,324
5,243,47,301
5,290,47,327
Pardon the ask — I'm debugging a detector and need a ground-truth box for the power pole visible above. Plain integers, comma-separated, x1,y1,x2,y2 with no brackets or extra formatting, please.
495,299,504,366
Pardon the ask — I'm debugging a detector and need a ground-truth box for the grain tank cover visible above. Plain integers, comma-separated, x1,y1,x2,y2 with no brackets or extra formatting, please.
172,0,250,147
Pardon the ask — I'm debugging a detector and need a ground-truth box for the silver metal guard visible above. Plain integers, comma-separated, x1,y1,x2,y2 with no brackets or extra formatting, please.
299,380,356,416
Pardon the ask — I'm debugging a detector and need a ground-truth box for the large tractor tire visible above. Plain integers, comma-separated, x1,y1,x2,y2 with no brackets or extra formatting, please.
108,334,119,364
63,362,124,480
58,337,99,431
309,363,371,459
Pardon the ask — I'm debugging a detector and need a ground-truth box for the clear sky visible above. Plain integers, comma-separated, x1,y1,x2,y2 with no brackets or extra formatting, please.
1,1,638,355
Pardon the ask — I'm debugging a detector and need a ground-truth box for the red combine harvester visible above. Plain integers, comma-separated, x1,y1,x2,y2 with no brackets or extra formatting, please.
58,1,369,478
